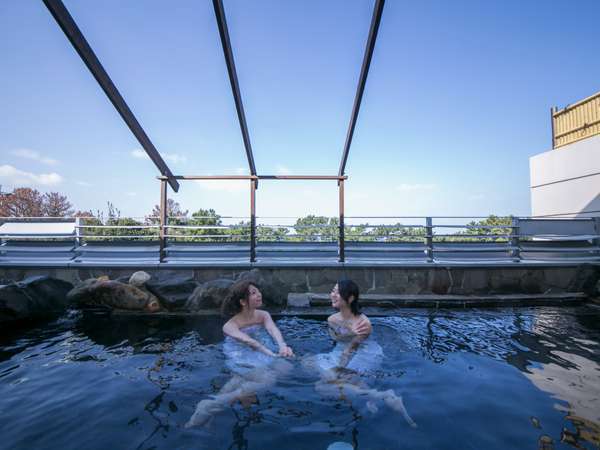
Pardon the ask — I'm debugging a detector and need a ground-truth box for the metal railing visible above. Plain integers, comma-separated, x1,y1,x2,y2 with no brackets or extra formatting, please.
2,215,599,264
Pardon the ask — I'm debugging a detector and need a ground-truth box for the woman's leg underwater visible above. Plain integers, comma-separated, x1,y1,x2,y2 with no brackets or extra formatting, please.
186,360,293,428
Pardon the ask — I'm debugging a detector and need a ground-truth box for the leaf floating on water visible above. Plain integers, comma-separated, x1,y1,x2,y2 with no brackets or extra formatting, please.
127,417,139,426
538,435,554,450
531,416,541,428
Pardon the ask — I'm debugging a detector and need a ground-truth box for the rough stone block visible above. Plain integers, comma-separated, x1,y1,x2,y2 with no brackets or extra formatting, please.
428,269,451,295
287,293,311,307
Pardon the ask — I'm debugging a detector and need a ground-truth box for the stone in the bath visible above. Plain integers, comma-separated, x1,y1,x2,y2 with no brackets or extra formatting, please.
66,278,101,304
0,276,73,323
129,271,151,287
236,269,286,306
70,280,160,312
287,293,311,308
146,277,199,311
186,279,233,310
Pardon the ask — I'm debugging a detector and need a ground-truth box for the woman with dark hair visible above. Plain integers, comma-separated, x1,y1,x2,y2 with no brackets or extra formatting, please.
186,280,293,427
315,279,380,372
310,279,417,427
220,280,293,358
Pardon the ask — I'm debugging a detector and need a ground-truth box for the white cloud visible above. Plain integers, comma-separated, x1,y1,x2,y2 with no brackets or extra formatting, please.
396,183,437,192
194,179,248,193
275,165,291,175
164,153,187,164
0,165,63,186
130,148,187,164
11,148,58,166
131,149,147,159
75,181,92,187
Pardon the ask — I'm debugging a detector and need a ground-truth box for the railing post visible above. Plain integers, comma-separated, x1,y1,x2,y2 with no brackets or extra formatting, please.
74,216,81,247
510,216,520,262
159,178,167,262
250,179,257,263
425,217,433,262
338,179,345,263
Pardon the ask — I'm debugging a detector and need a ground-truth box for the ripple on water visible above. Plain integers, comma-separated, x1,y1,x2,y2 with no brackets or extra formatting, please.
1,306,599,449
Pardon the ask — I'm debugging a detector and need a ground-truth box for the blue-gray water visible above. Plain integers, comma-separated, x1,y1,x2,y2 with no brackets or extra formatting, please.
1,306,599,450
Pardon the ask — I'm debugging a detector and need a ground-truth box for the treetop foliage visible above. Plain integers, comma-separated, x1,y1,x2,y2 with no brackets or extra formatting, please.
0,187,73,217
0,186,513,243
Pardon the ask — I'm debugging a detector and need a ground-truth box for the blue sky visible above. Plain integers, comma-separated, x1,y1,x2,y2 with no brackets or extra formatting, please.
1,0,599,221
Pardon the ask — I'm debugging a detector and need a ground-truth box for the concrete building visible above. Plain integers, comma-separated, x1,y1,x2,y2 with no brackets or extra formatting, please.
530,91,600,218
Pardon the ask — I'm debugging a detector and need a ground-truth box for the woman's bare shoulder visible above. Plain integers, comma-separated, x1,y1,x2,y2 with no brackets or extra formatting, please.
222,316,239,333
256,309,271,320
327,313,341,324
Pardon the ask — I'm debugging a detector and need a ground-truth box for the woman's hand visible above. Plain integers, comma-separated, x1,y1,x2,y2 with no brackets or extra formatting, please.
262,346,278,358
278,344,294,358
352,316,371,336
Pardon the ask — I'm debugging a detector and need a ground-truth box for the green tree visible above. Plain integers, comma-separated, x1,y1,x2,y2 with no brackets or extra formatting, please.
294,215,339,242
185,208,225,242
459,215,513,242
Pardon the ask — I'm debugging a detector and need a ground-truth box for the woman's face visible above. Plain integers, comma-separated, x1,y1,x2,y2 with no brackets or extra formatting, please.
330,284,342,309
243,284,263,309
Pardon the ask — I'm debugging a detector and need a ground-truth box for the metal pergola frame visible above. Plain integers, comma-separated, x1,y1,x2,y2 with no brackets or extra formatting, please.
43,0,385,263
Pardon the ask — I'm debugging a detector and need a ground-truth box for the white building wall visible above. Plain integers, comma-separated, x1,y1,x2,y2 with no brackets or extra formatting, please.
530,134,600,217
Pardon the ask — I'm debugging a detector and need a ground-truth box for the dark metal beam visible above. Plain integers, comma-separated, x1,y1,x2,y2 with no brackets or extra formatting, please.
213,0,257,176
42,0,180,192
250,179,257,262
258,175,347,180
158,175,347,181
338,0,385,177
159,179,168,262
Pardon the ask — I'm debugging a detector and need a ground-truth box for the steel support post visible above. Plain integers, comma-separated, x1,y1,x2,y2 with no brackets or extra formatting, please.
159,179,167,262
338,179,345,263
510,217,521,261
250,179,257,263
74,216,81,247
425,217,433,262
43,0,179,192
338,0,385,177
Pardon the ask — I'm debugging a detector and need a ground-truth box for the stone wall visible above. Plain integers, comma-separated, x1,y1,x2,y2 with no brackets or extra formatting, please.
1,265,598,305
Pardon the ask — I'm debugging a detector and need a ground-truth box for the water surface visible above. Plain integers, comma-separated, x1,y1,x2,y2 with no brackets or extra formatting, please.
1,306,599,450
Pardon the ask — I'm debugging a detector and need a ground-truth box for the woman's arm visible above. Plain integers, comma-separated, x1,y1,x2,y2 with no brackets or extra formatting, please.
263,311,294,357
338,333,369,368
222,320,277,357
351,315,372,336
339,315,372,368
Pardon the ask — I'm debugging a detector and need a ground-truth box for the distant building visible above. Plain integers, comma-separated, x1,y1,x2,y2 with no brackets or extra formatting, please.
530,91,600,217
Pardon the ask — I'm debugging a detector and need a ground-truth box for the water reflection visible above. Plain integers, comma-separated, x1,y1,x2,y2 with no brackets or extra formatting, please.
374,307,600,448
510,308,600,448
1,306,600,449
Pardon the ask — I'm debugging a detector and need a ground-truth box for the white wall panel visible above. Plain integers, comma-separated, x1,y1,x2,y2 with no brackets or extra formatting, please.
530,134,600,187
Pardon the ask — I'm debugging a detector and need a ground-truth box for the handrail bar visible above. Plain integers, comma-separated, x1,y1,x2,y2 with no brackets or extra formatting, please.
164,234,250,238
166,225,242,230
76,225,159,229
